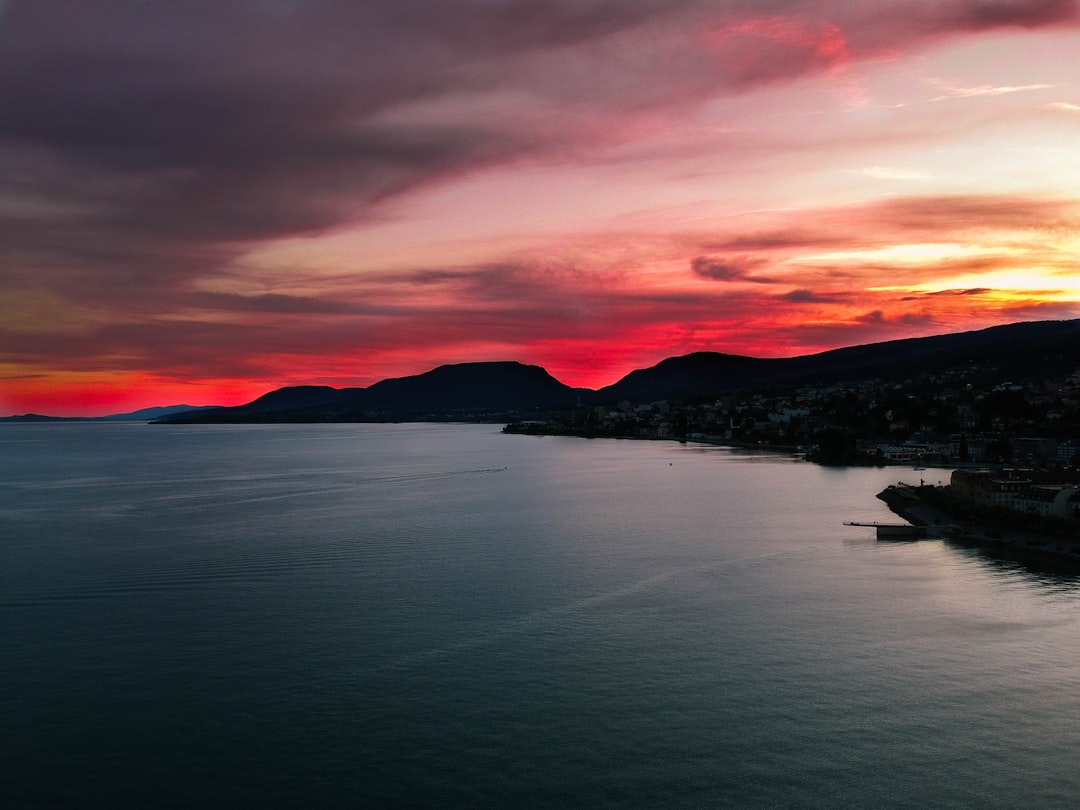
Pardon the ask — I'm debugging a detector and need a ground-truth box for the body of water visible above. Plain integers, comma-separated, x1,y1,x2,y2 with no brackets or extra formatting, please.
3,423,1080,807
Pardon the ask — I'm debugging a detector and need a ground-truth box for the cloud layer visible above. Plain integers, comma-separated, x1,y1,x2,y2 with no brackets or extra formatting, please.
2,0,1079,413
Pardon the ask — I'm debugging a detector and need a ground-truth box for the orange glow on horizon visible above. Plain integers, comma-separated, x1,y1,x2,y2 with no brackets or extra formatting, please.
0,372,271,419
4,299,1077,419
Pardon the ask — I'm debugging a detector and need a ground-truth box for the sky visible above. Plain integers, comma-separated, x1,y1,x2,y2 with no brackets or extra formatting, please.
2,0,1080,416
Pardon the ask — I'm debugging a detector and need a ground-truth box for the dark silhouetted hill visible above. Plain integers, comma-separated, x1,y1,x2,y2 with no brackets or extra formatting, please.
101,404,225,421
599,319,1080,402
597,352,779,401
238,385,360,414
1,404,224,422
158,318,1080,422
0,413,78,422
359,362,586,412
164,361,588,423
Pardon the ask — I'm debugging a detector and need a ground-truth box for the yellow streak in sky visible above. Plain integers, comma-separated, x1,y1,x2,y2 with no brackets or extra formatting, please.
872,269,1080,300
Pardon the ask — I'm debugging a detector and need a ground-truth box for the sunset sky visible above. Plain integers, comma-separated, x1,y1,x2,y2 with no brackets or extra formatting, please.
3,0,1080,416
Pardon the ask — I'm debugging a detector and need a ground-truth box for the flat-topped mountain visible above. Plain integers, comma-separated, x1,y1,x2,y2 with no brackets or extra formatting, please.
361,361,586,412
160,318,1080,423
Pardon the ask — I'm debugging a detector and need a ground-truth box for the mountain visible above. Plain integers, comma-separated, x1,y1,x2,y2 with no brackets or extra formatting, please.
597,352,779,401
599,319,1080,402
0,404,223,422
163,361,588,423
0,413,79,422
360,361,586,412
223,385,360,416
158,317,1080,423
101,404,224,421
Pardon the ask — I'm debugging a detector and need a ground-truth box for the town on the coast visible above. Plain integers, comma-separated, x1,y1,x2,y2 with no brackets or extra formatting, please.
507,353,1080,543
506,363,1080,469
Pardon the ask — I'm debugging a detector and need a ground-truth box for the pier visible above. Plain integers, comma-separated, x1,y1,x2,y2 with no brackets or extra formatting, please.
843,521,926,538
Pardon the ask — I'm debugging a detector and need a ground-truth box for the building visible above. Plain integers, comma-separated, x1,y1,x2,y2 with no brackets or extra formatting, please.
951,469,1080,518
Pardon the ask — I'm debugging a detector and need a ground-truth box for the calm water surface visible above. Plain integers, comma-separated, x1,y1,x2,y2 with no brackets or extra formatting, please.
3,423,1080,807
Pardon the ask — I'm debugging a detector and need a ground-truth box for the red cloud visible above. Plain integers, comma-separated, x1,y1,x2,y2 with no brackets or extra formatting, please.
712,14,854,72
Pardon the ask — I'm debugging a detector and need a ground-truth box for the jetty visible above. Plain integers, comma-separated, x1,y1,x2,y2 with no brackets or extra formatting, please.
874,482,1080,563
843,521,926,538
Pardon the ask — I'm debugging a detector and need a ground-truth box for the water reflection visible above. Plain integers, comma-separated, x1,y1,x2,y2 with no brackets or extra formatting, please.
945,539,1080,592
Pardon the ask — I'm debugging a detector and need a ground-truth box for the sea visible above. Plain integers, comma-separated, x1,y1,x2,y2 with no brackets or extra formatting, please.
4,422,1080,808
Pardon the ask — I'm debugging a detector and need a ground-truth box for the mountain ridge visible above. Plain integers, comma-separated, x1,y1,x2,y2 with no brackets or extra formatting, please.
6,319,1076,422
599,318,1080,401
158,318,1080,424
0,404,222,423
164,361,590,423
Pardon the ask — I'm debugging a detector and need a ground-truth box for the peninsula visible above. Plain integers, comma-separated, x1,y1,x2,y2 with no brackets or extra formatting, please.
877,469,1080,562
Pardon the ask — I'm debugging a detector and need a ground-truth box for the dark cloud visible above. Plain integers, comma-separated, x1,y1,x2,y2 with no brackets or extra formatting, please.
4,0,1075,282
857,309,885,325
691,255,774,282
901,287,993,300
779,288,842,303
0,2,683,285
852,310,934,327
823,0,1078,52
692,256,749,281
707,231,854,252
186,292,389,316
955,0,1078,29
899,312,937,326
699,0,1079,94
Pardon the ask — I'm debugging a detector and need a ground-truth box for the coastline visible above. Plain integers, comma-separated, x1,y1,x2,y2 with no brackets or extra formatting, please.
877,484,1080,565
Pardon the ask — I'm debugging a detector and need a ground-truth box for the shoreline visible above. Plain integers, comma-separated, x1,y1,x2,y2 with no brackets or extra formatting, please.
877,484,1080,565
